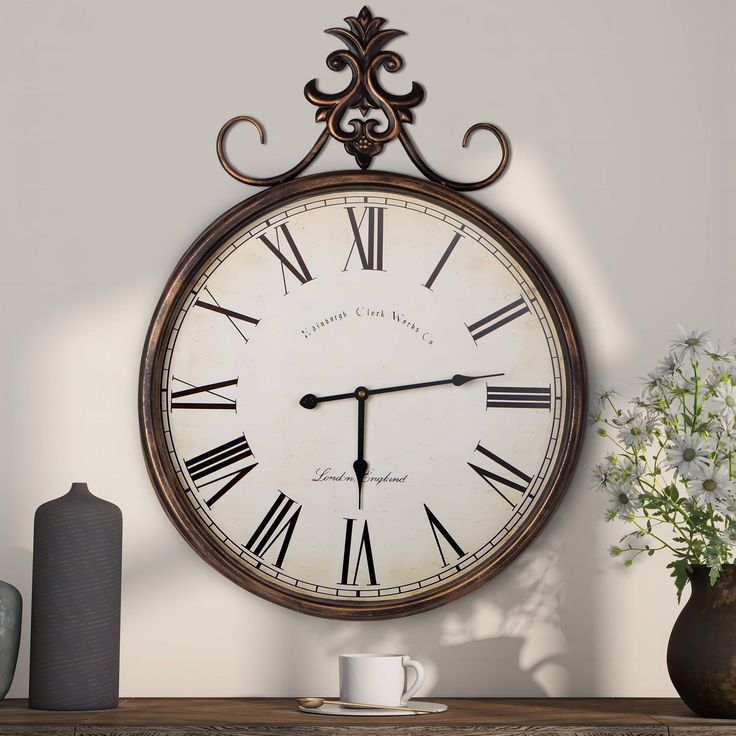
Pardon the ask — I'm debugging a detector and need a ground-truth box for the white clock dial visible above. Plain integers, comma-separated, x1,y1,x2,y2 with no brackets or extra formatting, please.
141,174,584,619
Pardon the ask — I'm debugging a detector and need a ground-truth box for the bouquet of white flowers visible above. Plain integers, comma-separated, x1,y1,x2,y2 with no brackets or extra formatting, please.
591,328,736,598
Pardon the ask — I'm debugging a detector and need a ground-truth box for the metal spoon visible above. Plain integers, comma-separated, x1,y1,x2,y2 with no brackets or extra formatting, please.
297,697,435,713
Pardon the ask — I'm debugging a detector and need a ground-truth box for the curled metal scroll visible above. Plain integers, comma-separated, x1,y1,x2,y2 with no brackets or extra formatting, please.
216,7,510,191
216,116,331,188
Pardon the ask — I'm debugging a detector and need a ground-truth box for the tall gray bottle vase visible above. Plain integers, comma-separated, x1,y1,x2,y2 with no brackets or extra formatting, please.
0,581,22,701
29,483,122,710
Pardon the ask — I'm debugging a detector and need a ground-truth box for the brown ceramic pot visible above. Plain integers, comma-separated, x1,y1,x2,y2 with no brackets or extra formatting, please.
667,564,736,718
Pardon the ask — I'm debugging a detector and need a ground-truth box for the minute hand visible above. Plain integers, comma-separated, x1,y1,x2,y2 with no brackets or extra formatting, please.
367,372,504,397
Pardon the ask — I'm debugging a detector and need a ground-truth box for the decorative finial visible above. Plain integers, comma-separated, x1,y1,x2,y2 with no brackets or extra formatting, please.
216,7,509,190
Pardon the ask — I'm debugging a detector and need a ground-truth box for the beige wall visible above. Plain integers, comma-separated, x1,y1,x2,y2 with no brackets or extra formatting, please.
1,0,735,697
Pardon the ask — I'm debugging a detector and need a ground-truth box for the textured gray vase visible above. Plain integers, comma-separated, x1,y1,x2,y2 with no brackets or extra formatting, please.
29,483,122,710
0,580,22,701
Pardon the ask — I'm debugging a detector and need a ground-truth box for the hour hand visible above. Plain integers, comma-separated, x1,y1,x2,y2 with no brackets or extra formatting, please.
299,389,355,409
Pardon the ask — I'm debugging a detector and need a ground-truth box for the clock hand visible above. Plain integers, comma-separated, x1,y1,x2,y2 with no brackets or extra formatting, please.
368,372,505,397
299,372,504,408
353,388,368,510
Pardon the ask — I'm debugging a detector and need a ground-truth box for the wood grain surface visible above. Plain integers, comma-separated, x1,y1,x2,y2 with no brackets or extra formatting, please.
0,698,733,735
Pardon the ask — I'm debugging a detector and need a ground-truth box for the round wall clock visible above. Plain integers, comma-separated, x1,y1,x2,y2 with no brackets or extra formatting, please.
139,8,585,620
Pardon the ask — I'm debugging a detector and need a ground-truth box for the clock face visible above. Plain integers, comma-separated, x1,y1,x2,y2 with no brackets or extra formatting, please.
140,173,585,619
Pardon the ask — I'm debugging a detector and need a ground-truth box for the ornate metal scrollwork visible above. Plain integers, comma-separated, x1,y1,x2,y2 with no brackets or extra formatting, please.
216,6,510,191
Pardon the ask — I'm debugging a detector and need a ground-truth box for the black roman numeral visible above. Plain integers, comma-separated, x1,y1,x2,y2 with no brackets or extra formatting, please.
486,385,551,410
468,443,531,506
244,491,301,569
424,504,465,567
171,378,238,410
423,232,462,290
184,434,257,507
343,206,385,271
340,518,378,586
467,297,530,342
259,223,314,294
195,287,259,343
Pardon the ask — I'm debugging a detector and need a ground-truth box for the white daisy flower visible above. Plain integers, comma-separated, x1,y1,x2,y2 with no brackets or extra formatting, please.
724,494,736,517
715,383,736,421
719,527,736,547
716,420,736,452
706,342,735,366
671,371,695,391
688,463,731,506
672,327,713,362
644,371,666,398
662,404,680,423
617,456,645,484
606,482,641,517
592,462,612,489
666,432,711,477
616,408,652,449
655,352,681,378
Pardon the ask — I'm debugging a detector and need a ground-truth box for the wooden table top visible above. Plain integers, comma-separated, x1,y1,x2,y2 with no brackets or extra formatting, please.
1,697,734,735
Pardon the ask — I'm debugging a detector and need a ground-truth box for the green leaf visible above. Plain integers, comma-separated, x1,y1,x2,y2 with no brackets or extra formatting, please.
709,566,721,586
667,559,690,601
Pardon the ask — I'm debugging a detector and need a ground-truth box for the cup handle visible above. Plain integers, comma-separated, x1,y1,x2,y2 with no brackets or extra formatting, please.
400,656,425,706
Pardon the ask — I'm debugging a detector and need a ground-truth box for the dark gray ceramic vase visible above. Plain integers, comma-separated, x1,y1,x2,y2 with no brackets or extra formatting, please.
0,580,22,701
668,564,736,718
29,483,122,710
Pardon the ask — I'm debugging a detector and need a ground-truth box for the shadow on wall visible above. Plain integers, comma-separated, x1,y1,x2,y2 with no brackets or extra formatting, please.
317,520,591,697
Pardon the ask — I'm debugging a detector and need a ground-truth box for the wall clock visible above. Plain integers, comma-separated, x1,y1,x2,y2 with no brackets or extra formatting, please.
139,7,585,620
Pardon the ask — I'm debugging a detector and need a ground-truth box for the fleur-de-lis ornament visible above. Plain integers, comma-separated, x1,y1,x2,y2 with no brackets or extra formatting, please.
217,6,509,190
304,6,425,169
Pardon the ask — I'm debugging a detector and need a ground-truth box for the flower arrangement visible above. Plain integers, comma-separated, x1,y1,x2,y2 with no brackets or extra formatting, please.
591,328,736,598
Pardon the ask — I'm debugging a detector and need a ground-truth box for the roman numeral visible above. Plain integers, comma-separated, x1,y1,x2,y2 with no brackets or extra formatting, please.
424,504,465,567
244,491,301,569
195,287,259,343
171,377,238,410
259,223,314,294
467,297,530,342
343,206,385,271
184,434,257,507
423,232,462,290
468,443,531,507
340,518,378,586
486,385,551,410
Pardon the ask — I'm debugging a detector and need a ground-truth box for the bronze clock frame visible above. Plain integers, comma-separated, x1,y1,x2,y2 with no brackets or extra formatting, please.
139,169,586,620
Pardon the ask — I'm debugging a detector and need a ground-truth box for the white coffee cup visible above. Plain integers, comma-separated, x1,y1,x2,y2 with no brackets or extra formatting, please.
339,653,425,707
